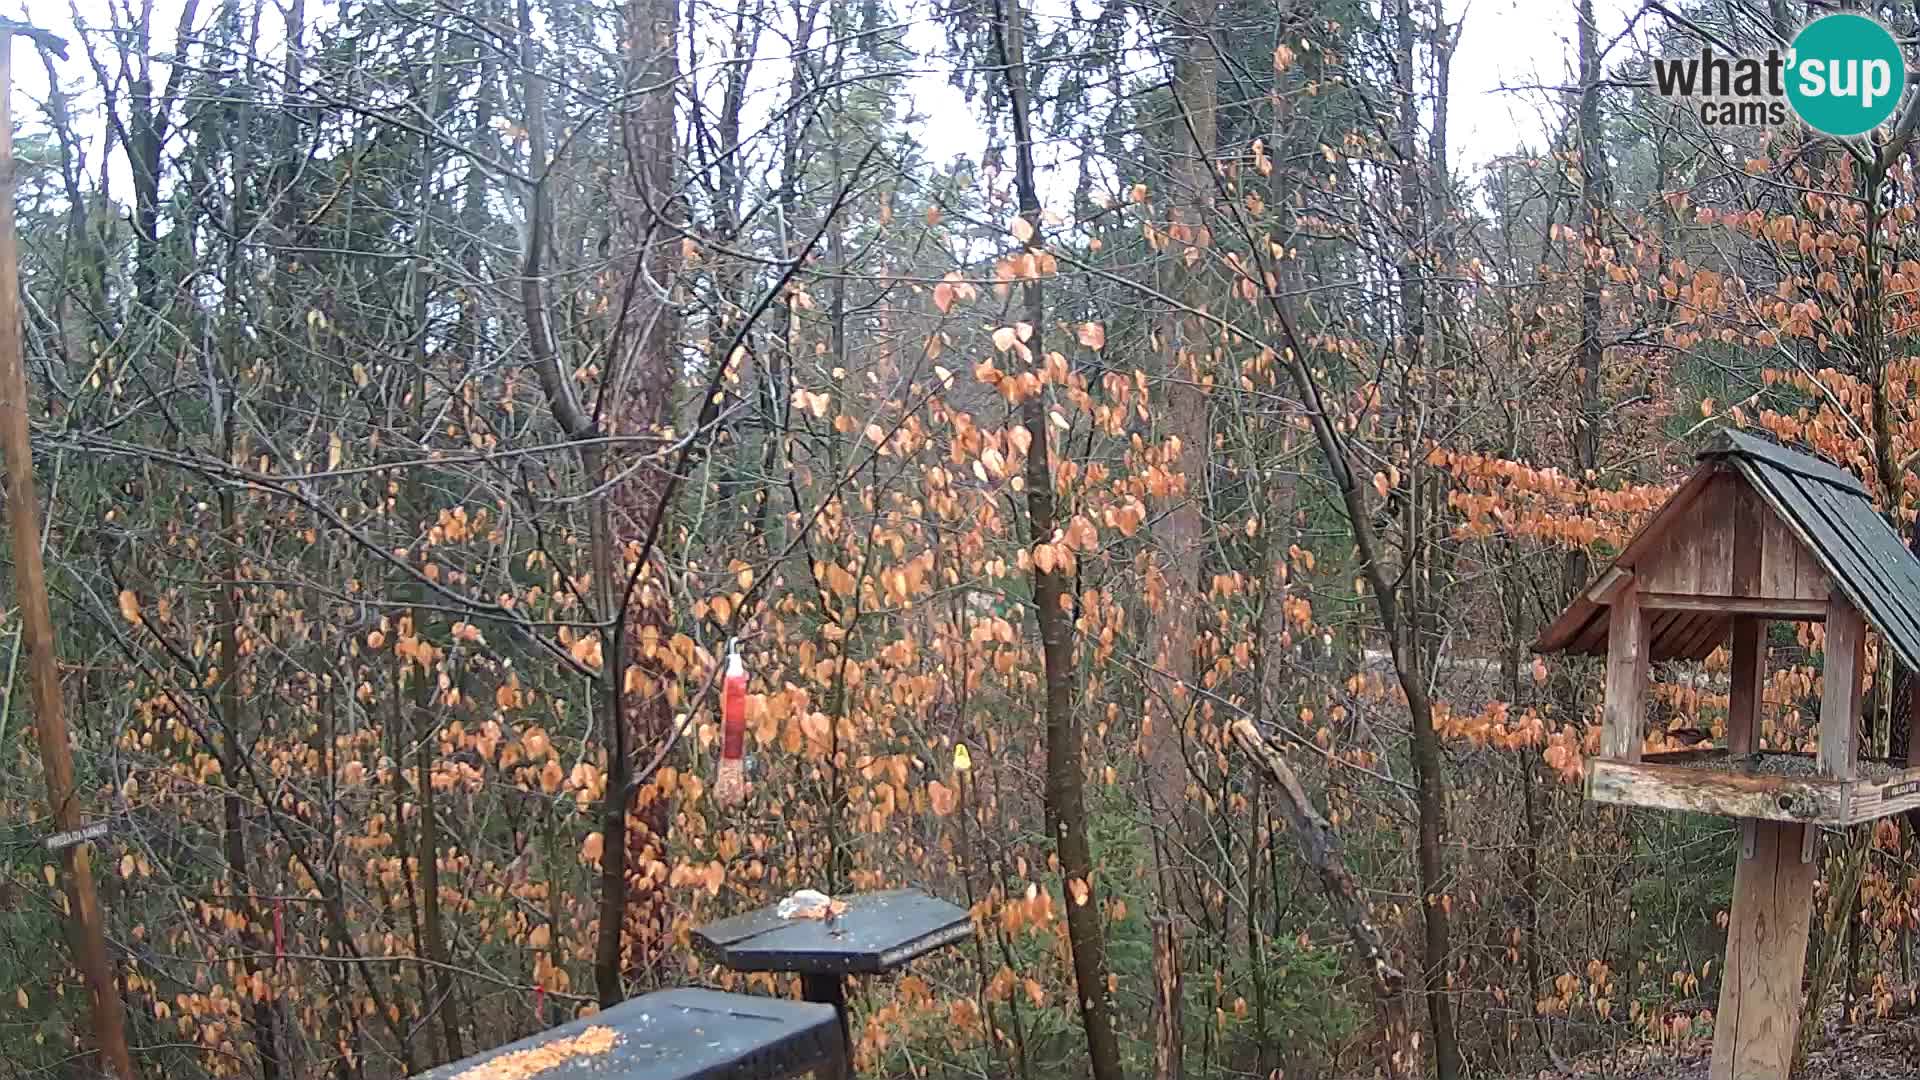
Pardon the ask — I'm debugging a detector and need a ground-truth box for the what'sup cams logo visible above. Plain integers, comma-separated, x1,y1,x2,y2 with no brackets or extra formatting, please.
1652,13,1907,136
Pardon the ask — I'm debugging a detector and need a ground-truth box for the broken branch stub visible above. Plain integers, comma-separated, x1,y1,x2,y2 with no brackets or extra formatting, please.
1229,716,1418,1080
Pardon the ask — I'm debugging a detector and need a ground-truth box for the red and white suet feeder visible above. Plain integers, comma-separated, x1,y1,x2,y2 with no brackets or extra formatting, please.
715,640,749,807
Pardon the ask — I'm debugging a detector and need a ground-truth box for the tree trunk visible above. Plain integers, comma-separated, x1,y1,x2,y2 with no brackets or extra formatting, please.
0,36,139,1078
1393,2,1461,1074
1145,2,1220,1071
514,0,630,1007
1568,0,1611,597
991,2,1125,1077
610,0,682,991
404,55,466,1057
214,75,284,1076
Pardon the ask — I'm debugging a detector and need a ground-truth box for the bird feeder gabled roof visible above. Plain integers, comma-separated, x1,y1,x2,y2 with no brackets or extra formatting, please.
1534,428,1920,673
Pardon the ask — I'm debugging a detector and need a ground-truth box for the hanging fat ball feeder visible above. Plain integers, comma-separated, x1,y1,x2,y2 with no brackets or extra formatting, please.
715,640,749,807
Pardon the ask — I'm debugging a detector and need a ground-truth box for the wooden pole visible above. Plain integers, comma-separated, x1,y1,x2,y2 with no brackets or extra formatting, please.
1601,580,1649,760
1711,820,1817,1080
1818,596,1865,779
1727,487,1764,755
0,28,139,1080
1726,617,1765,755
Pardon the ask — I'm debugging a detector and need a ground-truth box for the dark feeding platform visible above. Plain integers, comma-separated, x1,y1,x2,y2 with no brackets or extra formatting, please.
1536,429,1920,1080
691,889,972,1079
412,987,844,1080
691,889,971,976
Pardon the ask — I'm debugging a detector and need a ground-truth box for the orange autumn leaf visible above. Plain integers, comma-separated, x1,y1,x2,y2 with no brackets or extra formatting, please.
929,780,956,817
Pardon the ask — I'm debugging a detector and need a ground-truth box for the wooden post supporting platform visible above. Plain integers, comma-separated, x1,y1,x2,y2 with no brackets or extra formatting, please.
800,973,851,1080
1603,580,1650,760
1727,486,1764,755
1727,616,1765,754
1819,596,1864,779
1711,820,1817,1080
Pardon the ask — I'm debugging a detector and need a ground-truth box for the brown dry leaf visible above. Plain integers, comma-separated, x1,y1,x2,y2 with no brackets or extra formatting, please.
118,590,142,626
569,634,603,670
802,709,832,743
929,780,956,817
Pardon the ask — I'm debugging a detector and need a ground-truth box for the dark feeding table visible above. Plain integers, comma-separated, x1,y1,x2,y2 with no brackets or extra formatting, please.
690,889,973,1078
412,987,845,1080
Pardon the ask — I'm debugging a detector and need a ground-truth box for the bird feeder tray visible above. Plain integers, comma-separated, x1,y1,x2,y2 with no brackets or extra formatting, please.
411,987,845,1080
1588,749,1920,826
692,889,972,1080
690,889,971,977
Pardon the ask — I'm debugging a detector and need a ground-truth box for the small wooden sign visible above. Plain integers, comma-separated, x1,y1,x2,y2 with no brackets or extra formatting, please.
44,822,108,851
1882,779,1920,802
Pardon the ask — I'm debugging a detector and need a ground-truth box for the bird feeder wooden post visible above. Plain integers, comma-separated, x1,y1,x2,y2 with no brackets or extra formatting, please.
1537,429,1920,1080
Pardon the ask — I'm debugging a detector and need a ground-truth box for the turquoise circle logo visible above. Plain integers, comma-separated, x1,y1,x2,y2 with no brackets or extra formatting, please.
1787,14,1905,136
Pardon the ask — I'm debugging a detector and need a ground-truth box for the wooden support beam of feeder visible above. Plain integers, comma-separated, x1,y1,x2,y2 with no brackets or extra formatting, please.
1819,596,1864,780
1912,673,1920,769
1602,580,1650,761
1711,820,1817,1080
1727,491,1766,756
1727,618,1765,756
1909,659,1920,835
1637,594,1826,619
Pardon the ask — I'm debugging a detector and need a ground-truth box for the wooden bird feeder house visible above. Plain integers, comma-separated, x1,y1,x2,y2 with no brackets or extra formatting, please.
1536,428,1920,1080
